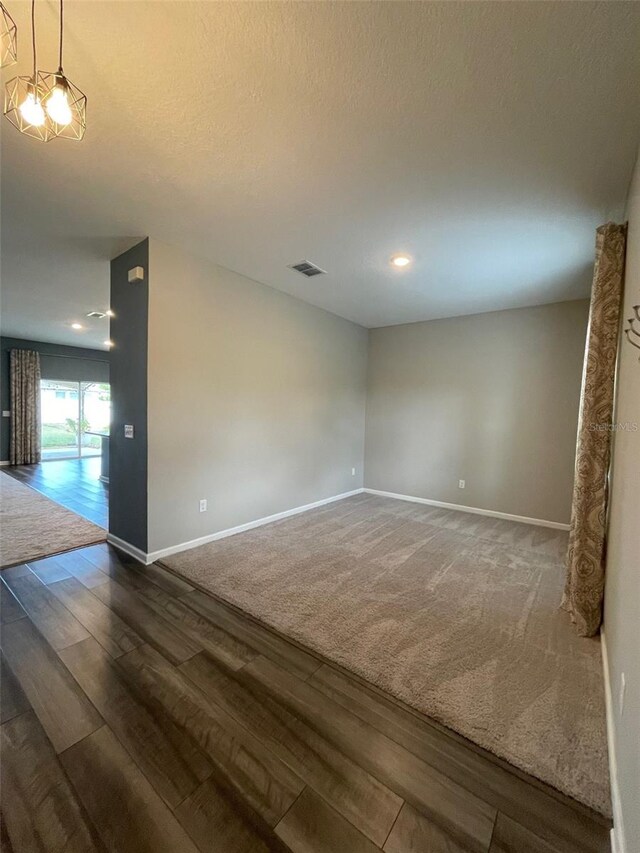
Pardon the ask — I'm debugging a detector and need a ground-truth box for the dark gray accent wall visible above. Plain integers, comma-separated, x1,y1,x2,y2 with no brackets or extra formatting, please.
0,336,109,462
109,239,149,552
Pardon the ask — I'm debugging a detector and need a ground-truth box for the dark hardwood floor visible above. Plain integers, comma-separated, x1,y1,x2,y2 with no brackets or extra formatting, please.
0,543,611,853
3,457,108,528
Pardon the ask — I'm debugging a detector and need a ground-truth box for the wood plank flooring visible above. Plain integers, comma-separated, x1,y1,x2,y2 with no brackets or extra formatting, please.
0,543,611,853
4,457,108,528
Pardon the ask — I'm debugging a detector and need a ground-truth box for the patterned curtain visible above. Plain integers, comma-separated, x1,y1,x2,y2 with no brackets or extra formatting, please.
562,223,627,636
9,349,42,465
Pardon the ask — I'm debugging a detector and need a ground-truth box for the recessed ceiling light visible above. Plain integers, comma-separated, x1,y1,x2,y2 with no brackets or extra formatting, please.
71,322,83,330
104,340,113,348
106,309,114,317
391,254,412,268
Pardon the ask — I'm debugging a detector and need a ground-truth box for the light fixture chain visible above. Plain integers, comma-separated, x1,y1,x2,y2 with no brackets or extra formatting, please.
31,0,37,79
59,0,63,70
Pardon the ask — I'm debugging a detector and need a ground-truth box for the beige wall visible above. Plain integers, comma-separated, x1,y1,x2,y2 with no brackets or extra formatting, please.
604,154,640,852
147,239,368,554
145,241,588,549
364,300,589,523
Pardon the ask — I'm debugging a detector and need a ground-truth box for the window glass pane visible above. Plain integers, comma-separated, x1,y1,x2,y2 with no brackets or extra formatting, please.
80,382,110,457
40,379,80,460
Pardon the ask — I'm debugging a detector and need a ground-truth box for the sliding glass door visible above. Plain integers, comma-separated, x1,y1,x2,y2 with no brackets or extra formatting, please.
80,382,111,457
40,380,110,461
40,380,80,459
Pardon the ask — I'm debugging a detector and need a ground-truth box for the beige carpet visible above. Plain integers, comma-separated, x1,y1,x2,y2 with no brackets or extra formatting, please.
162,492,610,816
0,471,106,568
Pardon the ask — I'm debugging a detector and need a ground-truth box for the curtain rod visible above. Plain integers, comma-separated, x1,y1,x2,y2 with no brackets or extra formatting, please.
10,348,109,364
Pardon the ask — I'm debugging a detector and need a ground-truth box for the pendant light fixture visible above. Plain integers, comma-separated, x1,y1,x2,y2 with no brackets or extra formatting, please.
38,0,86,140
0,2,17,68
4,0,53,141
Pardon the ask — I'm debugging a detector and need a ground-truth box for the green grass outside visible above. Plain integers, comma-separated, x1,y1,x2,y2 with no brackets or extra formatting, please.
42,424,100,449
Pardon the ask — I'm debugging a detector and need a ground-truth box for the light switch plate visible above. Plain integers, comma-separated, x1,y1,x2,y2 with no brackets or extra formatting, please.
2,411,10,418
124,424,134,439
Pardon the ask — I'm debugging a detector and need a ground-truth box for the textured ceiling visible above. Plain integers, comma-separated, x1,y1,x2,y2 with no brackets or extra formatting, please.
2,1,640,348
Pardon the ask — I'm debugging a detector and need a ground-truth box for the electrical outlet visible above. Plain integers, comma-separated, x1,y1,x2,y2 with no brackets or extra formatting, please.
458,479,465,489
351,467,356,476
199,499,207,513
619,672,626,717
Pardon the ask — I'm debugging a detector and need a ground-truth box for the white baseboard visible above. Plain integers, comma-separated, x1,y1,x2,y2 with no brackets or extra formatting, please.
108,488,366,565
601,630,625,853
106,533,149,566
108,485,568,566
148,488,365,563
0,460,10,467
363,488,570,530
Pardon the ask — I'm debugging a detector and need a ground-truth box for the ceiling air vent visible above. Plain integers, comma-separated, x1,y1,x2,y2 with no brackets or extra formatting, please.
288,260,327,278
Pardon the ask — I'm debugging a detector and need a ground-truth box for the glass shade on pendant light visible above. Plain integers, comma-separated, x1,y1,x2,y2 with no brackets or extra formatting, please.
38,68,86,140
4,75,56,141
0,3,17,68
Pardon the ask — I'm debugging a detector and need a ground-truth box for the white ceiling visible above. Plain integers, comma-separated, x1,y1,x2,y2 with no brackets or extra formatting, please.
2,1,640,348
